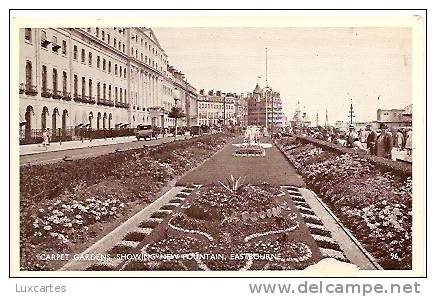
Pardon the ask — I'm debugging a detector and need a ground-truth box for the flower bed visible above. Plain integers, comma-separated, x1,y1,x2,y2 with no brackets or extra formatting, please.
20,134,228,271
134,184,323,271
233,144,266,157
276,137,412,269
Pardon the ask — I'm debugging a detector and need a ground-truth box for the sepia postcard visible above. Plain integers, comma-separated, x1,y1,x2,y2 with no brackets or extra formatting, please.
9,11,426,277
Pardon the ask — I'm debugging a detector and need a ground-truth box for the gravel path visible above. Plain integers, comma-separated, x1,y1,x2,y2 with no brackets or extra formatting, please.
177,137,305,186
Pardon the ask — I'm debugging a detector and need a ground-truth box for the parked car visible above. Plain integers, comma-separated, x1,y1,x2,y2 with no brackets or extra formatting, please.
190,125,201,136
136,124,157,140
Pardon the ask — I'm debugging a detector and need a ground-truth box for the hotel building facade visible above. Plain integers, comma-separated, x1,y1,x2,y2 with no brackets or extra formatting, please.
197,90,241,127
18,27,195,144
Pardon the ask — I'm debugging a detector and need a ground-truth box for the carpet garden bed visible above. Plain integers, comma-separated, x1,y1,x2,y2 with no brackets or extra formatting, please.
19,134,229,271
276,137,412,270
125,184,330,271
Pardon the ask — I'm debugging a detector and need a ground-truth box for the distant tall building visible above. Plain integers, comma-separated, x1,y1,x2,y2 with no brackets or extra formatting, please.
247,83,284,128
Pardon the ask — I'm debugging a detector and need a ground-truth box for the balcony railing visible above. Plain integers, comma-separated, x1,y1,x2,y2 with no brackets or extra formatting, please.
88,96,96,104
41,87,53,98
62,91,71,101
22,84,38,96
41,39,51,48
52,43,61,51
73,93,82,102
52,90,62,99
97,99,114,107
115,101,129,109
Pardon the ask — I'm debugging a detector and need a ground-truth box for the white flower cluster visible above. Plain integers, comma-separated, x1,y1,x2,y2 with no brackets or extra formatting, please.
244,220,299,243
168,215,214,242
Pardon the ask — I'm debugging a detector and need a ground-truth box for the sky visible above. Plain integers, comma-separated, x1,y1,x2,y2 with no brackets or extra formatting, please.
153,27,412,124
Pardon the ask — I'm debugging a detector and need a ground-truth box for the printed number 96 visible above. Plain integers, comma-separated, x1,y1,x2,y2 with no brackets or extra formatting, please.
390,253,399,260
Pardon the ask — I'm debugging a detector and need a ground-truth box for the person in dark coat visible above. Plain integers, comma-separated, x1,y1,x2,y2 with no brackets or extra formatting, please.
365,124,377,155
375,123,394,159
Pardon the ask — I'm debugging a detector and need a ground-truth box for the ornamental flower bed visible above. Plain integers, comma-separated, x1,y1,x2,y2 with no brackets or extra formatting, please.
20,134,228,271
133,183,324,271
276,138,412,270
233,144,266,157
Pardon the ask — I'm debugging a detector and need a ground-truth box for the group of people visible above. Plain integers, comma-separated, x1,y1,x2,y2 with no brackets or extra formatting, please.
344,124,412,158
301,124,412,160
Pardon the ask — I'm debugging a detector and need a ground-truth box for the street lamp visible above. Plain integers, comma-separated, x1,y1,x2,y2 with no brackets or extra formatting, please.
263,86,272,136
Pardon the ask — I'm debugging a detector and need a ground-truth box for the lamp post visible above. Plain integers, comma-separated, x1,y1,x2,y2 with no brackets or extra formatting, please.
263,87,272,136
223,95,226,130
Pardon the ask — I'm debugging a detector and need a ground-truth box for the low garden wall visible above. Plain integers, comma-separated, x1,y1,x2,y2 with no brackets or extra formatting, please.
276,136,412,270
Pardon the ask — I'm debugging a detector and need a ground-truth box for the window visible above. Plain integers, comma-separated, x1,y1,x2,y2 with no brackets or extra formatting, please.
81,49,85,63
136,50,138,59
103,59,106,71
62,40,67,55
131,47,134,55
52,36,58,52
141,53,143,61
89,79,92,97
73,45,78,60
25,28,32,42
119,66,122,77
52,68,58,92
102,30,105,41
96,28,99,38
41,65,47,90
81,77,86,97
88,52,92,66
108,61,111,73
115,87,118,100
62,72,67,93
123,68,126,79
97,82,100,99
97,56,100,68
118,41,121,50
124,89,126,101
108,85,111,99
115,64,118,75
87,28,91,32
41,30,48,48
120,88,122,101
25,61,32,88
114,38,116,48
107,34,110,44
123,44,125,53
73,75,78,96
103,83,106,99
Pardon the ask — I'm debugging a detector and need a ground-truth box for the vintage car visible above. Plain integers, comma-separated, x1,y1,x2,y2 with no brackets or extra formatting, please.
136,124,158,140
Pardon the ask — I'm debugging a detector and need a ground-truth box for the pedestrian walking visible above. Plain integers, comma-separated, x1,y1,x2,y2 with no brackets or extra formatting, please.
396,129,405,151
346,125,358,147
405,128,412,156
375,123,393,159
42,128,50,150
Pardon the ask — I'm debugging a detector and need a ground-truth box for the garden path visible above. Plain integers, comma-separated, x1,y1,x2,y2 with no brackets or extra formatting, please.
177,137,305,186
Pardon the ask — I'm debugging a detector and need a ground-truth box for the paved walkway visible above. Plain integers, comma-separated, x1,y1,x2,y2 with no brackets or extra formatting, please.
177,137,305,186
20,136,139,156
